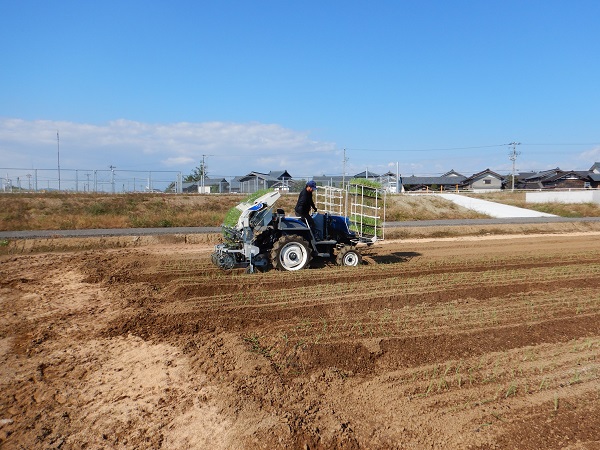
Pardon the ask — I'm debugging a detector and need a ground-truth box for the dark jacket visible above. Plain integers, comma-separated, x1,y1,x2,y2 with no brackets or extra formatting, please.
295,188,316,216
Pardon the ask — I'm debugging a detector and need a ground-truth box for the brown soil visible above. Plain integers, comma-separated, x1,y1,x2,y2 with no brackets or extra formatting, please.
1,232,599,449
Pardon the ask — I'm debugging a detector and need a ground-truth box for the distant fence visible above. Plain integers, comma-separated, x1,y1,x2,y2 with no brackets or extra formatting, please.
0,167,332,194
0,168,183,193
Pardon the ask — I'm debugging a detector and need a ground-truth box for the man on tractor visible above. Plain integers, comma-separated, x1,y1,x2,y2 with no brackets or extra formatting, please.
295,180,319,238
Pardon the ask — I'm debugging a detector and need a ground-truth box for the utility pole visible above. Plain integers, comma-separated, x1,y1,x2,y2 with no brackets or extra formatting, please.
508,142,521,192
342,149,348,189
201,155,206,193
200,155,213,194
109,165,116,193
57,130,61,191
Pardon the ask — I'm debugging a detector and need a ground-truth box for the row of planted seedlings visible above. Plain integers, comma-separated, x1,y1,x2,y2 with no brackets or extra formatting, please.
408,338,600,411
243,302,599,383
377,330,594,402
236,271,600,365
264,283,599,347
176,261,600,315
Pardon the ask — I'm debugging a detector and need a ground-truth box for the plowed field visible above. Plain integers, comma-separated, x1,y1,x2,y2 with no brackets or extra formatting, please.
1,233,599,449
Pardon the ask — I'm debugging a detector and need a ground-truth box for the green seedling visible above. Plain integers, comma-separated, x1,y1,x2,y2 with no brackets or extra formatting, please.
505,383,517,398
569,371,581,385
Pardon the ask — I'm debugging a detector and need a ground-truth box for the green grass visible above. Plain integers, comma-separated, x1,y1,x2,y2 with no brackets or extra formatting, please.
2,190,600,232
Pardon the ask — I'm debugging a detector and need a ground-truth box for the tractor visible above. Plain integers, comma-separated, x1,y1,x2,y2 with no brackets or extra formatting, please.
211,184,384,273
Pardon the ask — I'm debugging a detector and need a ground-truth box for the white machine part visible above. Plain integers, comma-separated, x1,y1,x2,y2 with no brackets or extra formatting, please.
234,190,281,229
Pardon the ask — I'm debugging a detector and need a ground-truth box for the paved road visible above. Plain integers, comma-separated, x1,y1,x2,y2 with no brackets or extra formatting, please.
435,193,558,218
2,217,600,239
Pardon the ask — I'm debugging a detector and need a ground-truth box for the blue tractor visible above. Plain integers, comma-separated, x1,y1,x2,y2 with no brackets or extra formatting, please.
211,190,375,273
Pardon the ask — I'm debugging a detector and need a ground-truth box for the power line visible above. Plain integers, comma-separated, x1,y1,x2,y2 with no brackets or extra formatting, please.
346,142,600,153
345,144,507,152
522,142,600,146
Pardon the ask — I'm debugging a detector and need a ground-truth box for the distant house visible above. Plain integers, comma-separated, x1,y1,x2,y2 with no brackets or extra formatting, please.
461,169,503,191
516,168,562,190
588,162,600,188
538,171,592,189
352,170,380,179
379,171,400,192
269,170,293,191
442,169,466,179
182,177,230,193
516,167,597,190
312,169,471,192
312,175,345,188
312,171,383,189
237,170,293,193
401,170,467,192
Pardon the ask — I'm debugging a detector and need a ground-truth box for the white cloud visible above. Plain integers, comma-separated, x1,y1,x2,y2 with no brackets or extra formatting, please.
579,146,600,163
161,156,196,166
0,117,339,177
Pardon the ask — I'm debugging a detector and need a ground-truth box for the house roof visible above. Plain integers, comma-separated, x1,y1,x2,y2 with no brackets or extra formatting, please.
515,171,537,180
402,175,466,185
238,170,293,183
268,170,292,180
541,170,591,183
353,170,380,178
238,171,272,182
181,177,229,189
522,168,561,182
462,169,503,183
442,169,465,177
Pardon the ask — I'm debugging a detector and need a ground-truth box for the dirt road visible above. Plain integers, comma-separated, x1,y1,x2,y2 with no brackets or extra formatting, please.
1,232,599,449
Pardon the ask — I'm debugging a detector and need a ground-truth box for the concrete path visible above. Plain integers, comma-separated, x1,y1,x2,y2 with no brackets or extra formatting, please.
435,193,558,218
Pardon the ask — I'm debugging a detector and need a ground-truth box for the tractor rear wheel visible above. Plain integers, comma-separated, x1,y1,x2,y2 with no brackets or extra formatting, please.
336,245,362,267
271,235,312,271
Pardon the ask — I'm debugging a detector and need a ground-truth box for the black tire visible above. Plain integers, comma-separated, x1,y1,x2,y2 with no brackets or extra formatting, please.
271,235,312,271
336,245,362,267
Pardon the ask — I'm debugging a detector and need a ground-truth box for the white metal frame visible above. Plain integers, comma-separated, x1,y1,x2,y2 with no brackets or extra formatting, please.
348,183,385,241
316,185,345,216
316,183,385,241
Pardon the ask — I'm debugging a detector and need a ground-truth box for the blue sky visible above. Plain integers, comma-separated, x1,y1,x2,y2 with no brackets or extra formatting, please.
1,0,600,186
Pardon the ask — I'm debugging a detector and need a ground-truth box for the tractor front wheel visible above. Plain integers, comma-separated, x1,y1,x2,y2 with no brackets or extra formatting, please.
336,245,362,267
271,235,312,271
